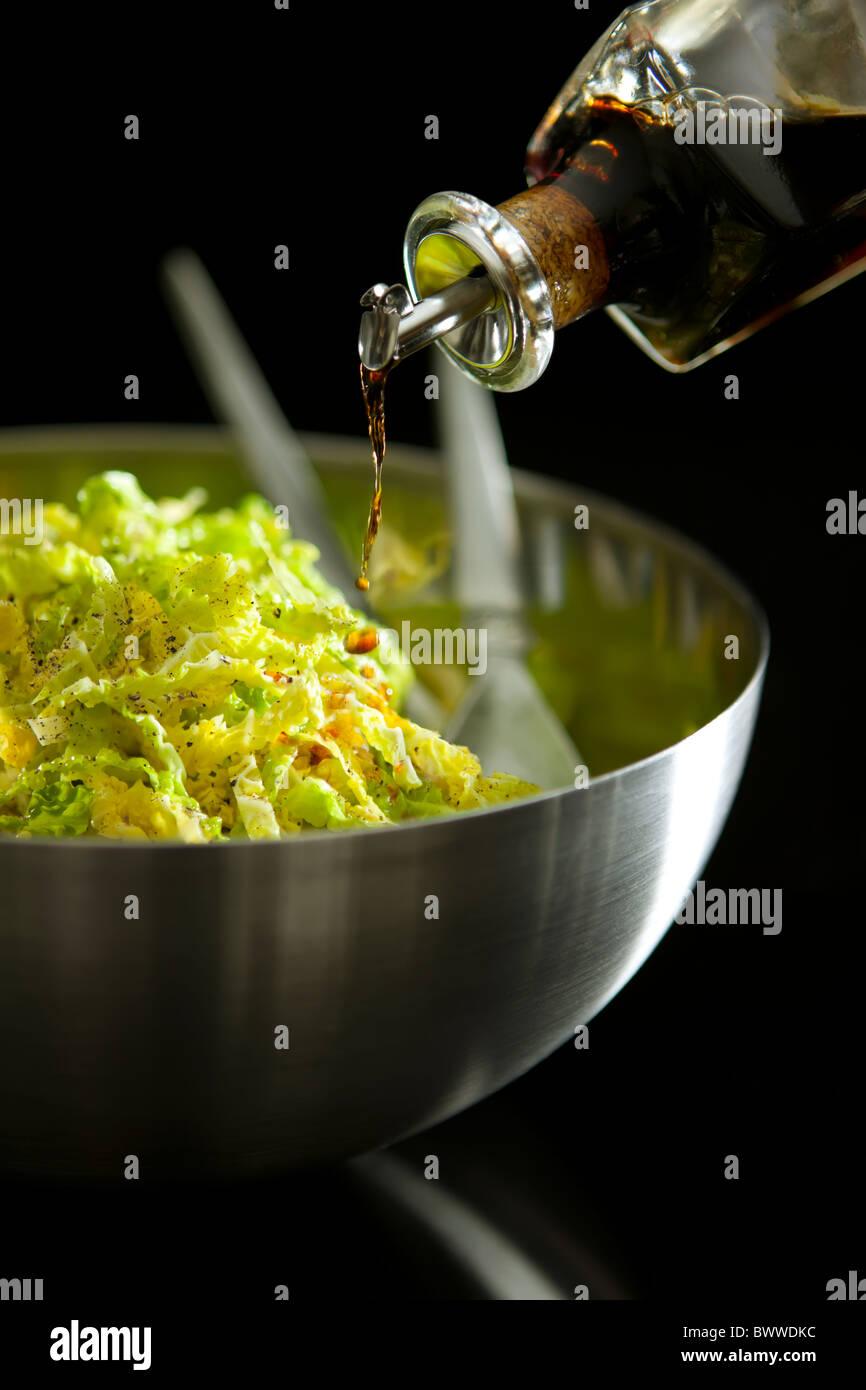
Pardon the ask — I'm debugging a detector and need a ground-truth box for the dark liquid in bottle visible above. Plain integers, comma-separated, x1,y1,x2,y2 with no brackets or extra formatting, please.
528,100,866,365
356,362,391,591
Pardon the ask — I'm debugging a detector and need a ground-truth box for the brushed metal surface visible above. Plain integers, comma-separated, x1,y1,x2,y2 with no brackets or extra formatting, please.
0,428,769,1177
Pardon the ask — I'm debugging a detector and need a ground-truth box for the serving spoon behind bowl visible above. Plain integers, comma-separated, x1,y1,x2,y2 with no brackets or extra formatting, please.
438,357,582,789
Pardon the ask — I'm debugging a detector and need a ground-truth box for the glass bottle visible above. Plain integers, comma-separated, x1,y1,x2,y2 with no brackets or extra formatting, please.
397,0,866,389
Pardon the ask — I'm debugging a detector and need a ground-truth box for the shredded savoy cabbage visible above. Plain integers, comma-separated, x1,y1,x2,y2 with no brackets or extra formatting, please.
0,472,536,840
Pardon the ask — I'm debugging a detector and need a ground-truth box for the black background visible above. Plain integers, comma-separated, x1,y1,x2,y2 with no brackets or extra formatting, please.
0,0,863,1342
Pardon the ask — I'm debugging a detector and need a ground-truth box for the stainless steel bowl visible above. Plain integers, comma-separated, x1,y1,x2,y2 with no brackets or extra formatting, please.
0,427,769,1177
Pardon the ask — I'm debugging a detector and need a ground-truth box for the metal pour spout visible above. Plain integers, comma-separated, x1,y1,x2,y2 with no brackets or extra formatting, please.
358,272,495,373
359,190,557,391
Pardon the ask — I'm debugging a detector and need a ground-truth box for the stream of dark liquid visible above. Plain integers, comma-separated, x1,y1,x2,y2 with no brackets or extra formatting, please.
356,362,391,590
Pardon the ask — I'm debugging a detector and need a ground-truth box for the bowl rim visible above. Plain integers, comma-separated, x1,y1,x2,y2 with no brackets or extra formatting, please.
0,424,770,851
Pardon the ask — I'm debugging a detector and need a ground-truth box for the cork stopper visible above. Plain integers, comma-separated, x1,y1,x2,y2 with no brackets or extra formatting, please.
497,183,609,330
